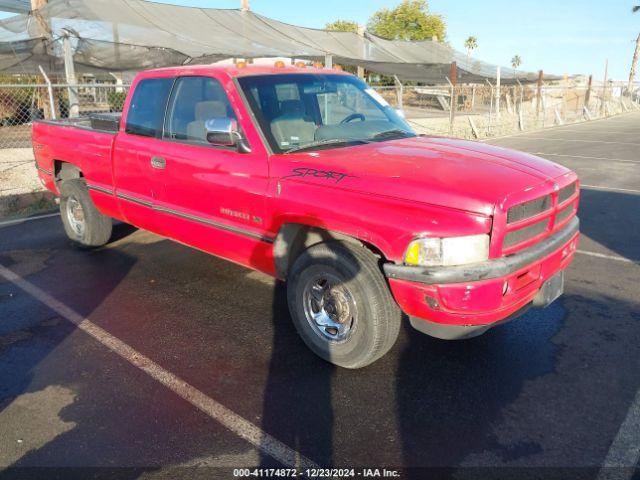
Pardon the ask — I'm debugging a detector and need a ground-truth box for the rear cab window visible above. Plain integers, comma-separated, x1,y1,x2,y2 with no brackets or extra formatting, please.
125,78,174,138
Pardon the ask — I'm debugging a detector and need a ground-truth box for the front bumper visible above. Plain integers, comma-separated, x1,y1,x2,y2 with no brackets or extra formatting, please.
384,217,580,333
383,217,579,284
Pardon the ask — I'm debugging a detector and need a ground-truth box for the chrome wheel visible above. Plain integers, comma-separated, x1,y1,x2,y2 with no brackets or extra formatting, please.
302,272,357,342
66,196,85,237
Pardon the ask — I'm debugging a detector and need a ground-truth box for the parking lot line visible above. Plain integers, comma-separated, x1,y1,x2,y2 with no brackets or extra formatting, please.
581,185,640,195
510,137,640,146
0,212,59,228
597,389,640,479
576,250,635,264
532,153,640,165
540,130,640,136
0,263,317,470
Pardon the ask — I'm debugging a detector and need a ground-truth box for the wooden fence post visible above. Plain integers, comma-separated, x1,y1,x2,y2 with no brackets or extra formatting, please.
585,74,593,109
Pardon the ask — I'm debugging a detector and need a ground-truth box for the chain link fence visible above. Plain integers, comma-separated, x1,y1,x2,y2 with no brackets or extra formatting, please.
0,82,130,216
372,81,640,139
0,83,130,149
0,76,638,217
0,79,638,150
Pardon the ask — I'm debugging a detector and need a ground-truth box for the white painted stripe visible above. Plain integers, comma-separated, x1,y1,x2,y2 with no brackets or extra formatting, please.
532,153,640,164
0,264,316,470
0,212,60,228
513,137,640,146
576,250,635,264
484,112,640,141
596,388,640,478
539,129,640,136
581,185,640,194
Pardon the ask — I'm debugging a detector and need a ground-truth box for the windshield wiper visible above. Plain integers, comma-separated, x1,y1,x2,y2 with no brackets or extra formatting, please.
370,129,414,141
284,138,370,154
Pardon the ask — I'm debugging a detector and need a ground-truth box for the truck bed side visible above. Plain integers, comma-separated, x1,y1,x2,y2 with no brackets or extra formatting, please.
32,119,119,217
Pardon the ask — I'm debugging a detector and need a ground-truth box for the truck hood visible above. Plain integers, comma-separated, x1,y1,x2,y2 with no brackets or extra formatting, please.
274,136,570,215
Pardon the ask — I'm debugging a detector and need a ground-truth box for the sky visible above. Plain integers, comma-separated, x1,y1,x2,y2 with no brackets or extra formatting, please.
1,0,638,80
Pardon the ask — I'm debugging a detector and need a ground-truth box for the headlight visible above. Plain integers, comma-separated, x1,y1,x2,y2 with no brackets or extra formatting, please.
404,234,490,267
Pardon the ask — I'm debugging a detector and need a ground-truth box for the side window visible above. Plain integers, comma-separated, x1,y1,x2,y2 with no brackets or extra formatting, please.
164,76,236,144
125,78,173,137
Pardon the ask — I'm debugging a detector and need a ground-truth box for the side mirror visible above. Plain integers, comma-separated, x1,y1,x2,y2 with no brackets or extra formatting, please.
205,118,252,153
205,118,240,147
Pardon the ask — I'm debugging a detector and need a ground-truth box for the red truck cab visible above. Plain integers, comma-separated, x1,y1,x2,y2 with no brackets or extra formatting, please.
32,65,580,368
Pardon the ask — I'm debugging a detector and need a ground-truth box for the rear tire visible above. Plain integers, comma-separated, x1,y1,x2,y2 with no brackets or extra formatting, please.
59,178,112,248
287,241,401,369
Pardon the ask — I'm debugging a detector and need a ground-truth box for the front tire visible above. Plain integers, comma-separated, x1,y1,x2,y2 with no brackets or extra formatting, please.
287,241,401,369
59,178,112,248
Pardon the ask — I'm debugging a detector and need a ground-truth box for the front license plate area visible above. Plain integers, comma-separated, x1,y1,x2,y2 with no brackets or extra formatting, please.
533,270,565,308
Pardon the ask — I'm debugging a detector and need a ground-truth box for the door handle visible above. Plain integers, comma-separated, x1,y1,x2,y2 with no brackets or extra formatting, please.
151,156,166,169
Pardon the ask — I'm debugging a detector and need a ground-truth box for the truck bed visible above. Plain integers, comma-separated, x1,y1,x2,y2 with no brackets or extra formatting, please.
32,113,120,196
36,112,122,134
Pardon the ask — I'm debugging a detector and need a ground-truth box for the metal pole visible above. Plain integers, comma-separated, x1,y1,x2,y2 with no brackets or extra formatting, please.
445,77,454,134
536,70,544,120
62,32,80,118
495,66,501,119
485,79,494,134
601,59,608,117
449,61,457,125
240,0,249,11
471,84,476,110
38,64,56,120
357,25,365,79
324,54,333,69
393,75,403,111
516,78,523,114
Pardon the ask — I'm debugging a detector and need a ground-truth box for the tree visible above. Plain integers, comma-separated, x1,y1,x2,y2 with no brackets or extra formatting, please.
464,36,478,58
511,55,522,80
629,6,640,91
367,0,446,42
511,55,522,69
325,20,360,33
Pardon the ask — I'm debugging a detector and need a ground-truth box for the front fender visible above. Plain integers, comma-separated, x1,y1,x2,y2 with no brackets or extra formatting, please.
269,180,493,266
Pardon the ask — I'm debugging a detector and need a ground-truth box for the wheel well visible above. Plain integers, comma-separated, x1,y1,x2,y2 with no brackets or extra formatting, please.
273,223,385,279
54,160,83,186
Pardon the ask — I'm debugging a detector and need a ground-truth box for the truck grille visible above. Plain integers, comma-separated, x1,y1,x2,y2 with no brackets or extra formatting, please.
502,181,578,252
504,219,550,247
558,182,577,203
507,195,551,223
556,203,575,224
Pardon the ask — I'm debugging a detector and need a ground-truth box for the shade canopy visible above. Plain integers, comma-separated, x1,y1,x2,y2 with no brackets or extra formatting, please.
0,0,544,83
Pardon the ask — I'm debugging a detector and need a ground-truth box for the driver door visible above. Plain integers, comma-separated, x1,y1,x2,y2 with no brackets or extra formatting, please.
152,75,270,268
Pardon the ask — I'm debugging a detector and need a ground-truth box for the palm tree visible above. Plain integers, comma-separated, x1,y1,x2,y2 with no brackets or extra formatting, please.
464,36,478,59
630,6,640,90
511,55,522,79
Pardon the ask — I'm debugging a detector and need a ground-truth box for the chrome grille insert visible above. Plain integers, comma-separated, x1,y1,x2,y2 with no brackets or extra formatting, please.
507,195,552,224
504,219,550,248
556,203,575,224
558,182,577,203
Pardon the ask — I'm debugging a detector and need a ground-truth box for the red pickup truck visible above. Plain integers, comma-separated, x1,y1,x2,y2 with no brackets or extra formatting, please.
32,65,579,368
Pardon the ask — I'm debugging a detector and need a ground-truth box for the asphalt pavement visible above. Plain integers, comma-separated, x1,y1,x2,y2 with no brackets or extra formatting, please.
0,112,639,479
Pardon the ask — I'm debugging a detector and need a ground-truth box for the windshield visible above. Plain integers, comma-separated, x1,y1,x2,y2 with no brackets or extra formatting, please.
237,74,415,154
